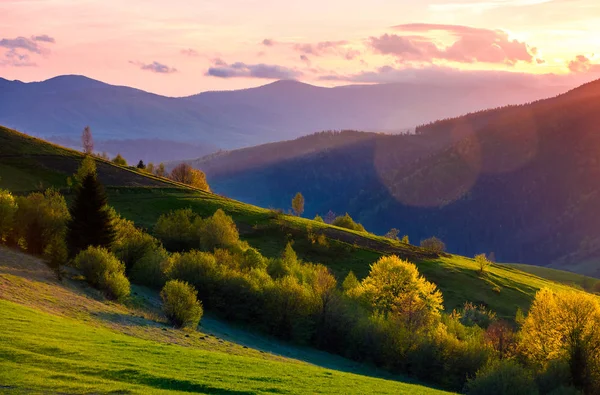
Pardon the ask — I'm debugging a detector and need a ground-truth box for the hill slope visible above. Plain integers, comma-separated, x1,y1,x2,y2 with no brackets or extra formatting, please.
0,74,571,161
184,80,600,276
0,247,449,394
1,124,595,320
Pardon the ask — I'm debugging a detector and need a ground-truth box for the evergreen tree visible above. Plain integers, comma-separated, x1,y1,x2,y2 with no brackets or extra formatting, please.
67,173,115,256
136,160,145,169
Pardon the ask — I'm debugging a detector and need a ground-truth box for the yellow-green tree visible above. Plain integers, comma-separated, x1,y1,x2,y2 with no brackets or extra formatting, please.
170,163,210,192
74,155,97,185
292,192,305,216
0,189,17,244
360,255,443,330
519,288,600,393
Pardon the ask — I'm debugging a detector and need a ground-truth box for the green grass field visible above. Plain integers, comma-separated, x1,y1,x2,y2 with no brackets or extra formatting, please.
0,247,451,394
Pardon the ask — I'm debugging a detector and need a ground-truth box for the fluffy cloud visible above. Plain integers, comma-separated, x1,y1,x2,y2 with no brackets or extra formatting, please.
130,61,178,74
0,34,55,67
206,60,302,79
568,55,600,74
262,39,275,47
368,24,539,66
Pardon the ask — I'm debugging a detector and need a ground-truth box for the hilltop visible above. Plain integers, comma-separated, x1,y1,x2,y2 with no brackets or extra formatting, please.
180,79,600,276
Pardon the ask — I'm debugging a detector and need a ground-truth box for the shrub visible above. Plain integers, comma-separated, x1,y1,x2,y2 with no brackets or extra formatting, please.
101,270,131,301
459,302,497,328
161,280,203,329
465,360,538,395
74,246,130,300
198,209,239,251
332,213,366,232
167,250,219,301
112,213,161,274
14,189,70,255
420,236,446,253
129,245,170,289
0,189,17,243
154,208,197,251
241,247,267,271
313,214,324,223
43,235,68,280
112,154,127,166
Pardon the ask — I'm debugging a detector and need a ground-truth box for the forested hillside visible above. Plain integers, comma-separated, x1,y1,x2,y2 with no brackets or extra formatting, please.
186,79,600,275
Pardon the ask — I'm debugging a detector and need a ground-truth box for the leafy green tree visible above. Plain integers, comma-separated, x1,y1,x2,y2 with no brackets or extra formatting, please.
360,255,443,330
292,192,305,216
342,271,360,294
67,172,115,256
112,153,127,166
146,162,155,174
154,208,197,251
156,162,166,177
161,280,203,329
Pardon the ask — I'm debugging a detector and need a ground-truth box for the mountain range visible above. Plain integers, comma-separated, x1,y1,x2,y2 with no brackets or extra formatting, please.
0,74,572,162
181,79,600,276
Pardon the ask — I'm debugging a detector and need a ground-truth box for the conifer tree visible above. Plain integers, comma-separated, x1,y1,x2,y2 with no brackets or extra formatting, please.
67,172,115,256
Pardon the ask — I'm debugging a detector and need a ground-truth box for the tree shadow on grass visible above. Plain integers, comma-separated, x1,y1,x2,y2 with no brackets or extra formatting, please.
82,367,256,395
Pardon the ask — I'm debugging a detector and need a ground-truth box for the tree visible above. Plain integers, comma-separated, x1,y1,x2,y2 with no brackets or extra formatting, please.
292,192,305,217
475,253,491,274
384,228,400,240
360,255,443,330
67,172,115,256
324,210,336,224
136,160,145,170
170,163,210,191
420,236,446,253
313,214,324,223
82,126,94,154
198,209,240,251
146,162,155,174
156,163,166,177
112,154,127,166
332,213,366,232
74,156,97,185
519,289,600,393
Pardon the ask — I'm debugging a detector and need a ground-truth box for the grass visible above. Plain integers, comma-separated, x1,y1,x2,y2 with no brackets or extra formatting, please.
0,247,451,395
1,123,597,322
504,263,599,291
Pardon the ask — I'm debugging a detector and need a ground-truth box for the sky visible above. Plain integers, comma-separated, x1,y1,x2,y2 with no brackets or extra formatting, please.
1,0,600,96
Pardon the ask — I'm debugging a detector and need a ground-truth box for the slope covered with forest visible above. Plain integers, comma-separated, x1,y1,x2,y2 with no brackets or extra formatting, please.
184,79,600,276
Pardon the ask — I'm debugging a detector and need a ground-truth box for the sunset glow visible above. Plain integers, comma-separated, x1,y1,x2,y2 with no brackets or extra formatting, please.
1,0,599,96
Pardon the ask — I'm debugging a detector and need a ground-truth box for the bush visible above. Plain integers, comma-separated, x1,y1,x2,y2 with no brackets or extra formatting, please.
465,360,538,395
161,280,203,328
167,250,219,301
154,208,197,251
43,235,68,280
74,246,130,300
241,247,267,271
420,236,446,253
14,189,70,255
198,209,239,251
459,302,497,328
170,163,210,191
332,213,366,232
101,270,131,301
112,213,162,274
129,245,170,289
0,189,17,244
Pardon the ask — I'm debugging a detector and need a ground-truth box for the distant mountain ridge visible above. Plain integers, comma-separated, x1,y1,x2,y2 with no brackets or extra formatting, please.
0,74,573,162
182,79,600,276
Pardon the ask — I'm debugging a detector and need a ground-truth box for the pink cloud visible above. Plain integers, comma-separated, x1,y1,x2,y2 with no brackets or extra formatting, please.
568,55,600,74
369,23,539,66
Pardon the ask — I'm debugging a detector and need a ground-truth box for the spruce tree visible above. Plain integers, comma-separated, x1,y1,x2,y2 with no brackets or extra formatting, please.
67,172,115,256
